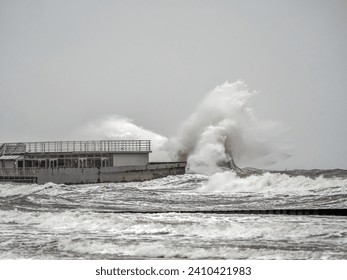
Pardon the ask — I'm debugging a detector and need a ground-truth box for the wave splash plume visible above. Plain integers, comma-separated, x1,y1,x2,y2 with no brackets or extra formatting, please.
168,80,290,174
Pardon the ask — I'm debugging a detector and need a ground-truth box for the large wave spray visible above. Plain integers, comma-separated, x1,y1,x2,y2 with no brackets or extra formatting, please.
168,80,290,174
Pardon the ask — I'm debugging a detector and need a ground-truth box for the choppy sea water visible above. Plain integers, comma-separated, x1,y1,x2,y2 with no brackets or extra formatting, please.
0,169,347,259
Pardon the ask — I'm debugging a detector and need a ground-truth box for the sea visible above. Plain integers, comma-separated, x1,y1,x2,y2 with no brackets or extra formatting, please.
0,169,346,260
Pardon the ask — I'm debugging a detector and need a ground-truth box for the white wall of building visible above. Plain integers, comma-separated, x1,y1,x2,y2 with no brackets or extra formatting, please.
112,153,149,166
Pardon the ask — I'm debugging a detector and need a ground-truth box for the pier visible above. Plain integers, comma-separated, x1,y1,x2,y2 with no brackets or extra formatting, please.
0,140,186,184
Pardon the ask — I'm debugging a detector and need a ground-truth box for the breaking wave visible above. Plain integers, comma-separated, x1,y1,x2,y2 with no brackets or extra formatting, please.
167,80,290,174
200,170,347,193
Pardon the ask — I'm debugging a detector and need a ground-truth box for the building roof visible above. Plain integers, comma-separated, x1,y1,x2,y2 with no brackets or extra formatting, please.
0,155,23,160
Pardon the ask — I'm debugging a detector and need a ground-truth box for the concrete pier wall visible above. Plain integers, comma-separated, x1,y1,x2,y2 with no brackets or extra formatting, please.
37,162,186,184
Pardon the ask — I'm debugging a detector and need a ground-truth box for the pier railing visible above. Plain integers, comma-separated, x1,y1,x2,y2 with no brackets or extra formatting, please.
0,140,151,154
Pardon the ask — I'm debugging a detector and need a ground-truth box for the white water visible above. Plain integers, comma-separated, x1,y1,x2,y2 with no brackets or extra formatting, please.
1,209,345,259
168,80,291,173
1,173,346,259
202,170,347,193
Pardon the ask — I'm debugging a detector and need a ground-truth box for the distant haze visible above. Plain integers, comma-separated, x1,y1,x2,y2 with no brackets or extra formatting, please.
1,0,346,169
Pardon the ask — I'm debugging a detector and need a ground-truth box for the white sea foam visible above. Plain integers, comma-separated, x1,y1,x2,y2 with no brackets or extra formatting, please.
1,209,345,259
0,182,55,197
200,170,347,193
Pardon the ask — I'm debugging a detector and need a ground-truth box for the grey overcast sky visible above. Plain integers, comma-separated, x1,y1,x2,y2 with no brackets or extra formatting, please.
1,0,346,169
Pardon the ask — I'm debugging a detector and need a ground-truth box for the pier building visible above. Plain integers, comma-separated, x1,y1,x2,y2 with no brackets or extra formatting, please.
0,140,186,184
